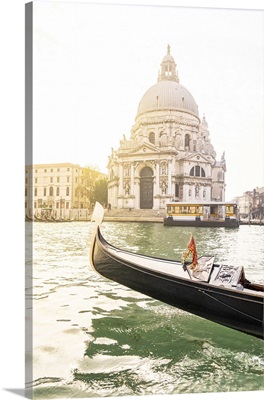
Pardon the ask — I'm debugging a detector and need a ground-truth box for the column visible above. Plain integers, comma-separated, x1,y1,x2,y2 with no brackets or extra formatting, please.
155,162,160,195
118,163,123,196
134,177,140,208
130,162,134,196
168,160,172,195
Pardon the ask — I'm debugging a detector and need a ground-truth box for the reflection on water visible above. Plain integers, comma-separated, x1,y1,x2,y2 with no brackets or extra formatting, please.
100,223,264,282
26,221,264,399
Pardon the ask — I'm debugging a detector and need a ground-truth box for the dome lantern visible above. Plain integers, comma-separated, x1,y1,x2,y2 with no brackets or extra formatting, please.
158,44,179,83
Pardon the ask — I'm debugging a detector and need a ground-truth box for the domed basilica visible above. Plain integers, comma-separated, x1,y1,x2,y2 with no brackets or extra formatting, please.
107,46,226,209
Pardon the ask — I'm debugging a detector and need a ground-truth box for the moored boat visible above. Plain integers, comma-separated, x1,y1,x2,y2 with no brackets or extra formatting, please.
89,202,264,339
163,201,239,228
28,214,75,222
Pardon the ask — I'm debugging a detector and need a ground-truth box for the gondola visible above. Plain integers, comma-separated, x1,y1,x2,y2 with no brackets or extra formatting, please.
89,202,264,340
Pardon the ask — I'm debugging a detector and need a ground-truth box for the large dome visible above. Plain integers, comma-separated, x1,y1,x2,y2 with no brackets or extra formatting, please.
137,80,199,117
136,45,199,118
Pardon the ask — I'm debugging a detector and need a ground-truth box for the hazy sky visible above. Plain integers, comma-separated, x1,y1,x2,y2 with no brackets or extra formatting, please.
31,0,264,202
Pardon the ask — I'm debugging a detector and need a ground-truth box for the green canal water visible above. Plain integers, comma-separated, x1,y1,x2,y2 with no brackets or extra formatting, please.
25,221,264,398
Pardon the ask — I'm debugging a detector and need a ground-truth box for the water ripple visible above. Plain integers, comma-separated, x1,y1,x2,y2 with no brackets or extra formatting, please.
26,221,264,398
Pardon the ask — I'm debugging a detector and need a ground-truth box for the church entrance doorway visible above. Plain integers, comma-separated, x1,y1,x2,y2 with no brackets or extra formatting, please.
140,167,153,209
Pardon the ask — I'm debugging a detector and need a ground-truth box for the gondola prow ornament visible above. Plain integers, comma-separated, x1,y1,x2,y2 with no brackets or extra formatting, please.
182,234,198,270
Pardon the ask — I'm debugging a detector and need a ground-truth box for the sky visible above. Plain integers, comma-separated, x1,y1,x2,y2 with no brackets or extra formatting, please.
0,1,264,400
30,0,264,201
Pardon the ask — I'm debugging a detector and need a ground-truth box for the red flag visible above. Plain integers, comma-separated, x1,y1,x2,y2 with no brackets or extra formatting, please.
187,234,198,267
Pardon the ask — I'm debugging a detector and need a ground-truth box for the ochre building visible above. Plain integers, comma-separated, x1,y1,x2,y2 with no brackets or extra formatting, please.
107,46,226,210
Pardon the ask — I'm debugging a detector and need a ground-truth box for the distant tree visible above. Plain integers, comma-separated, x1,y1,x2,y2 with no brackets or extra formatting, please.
91,178,108,206
75,167,107,209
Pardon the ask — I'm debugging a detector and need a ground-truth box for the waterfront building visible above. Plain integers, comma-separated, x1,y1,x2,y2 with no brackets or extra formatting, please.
232,192,252,218
25,163,107,219
234,187,264,219
107,46,226,210
252,187,264,219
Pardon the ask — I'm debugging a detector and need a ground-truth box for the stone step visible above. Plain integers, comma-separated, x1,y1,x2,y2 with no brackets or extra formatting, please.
105,208,166,217
103,208,166,222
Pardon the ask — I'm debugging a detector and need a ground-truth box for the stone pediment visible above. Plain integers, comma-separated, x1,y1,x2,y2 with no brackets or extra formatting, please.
181,152,212,164
127,142,160,155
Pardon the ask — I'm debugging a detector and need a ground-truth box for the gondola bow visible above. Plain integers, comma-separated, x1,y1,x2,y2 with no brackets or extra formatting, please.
89,203,264,339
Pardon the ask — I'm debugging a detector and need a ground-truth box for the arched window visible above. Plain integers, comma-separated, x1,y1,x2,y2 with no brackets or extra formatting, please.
175,184,179,198
66,187,70,196
56,187,60,196
185,134,190,148
49,187,53,196
217,171,223,181
149,132,155,144
190,166,206,177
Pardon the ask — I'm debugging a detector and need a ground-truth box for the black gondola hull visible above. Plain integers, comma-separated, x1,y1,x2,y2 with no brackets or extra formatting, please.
90,228,264,340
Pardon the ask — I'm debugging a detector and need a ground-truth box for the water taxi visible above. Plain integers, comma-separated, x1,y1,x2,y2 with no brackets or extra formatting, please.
163,201,239,228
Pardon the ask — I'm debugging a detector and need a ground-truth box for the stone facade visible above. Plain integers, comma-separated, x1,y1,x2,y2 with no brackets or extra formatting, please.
107,46,226,209
25,163,107,219
234,187,264,218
